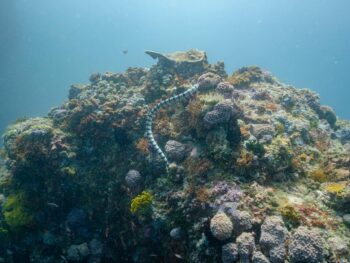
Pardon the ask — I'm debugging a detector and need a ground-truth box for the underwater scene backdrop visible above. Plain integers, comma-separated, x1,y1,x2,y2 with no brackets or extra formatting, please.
0,0,350,262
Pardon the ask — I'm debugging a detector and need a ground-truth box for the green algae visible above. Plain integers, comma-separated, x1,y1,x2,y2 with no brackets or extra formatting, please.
2,192,33,229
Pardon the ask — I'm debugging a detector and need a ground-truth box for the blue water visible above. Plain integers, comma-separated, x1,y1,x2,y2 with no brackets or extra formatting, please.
1,0,350,144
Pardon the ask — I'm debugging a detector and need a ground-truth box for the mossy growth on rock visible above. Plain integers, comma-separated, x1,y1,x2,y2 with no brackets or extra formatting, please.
2,192,33,229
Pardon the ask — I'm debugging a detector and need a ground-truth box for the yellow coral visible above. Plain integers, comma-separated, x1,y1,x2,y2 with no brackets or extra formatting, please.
310,168,327,183
130,191,154,214
325,183,346,196
279,204,301,226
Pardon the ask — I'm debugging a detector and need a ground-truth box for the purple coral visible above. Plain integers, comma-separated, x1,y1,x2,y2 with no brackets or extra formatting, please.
216,82,235,99
209,181,243,215
203,99,240,128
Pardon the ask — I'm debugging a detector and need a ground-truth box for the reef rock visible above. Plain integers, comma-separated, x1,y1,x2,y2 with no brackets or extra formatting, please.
146,49,207,78
231,210,253,235
210,212,233,240
236,232,256,262
288,227,325,263
221,242,239,263
125,169,143,193
260,216,288,263
165,140,187,161
198,72,222,90
252,251,270,263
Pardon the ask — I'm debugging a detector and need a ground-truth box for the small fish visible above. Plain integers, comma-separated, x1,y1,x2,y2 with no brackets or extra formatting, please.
174,253,183,259
123,50,128,55
47,202,59,208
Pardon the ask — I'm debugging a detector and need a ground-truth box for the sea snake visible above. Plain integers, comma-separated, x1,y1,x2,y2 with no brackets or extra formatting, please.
145,84,199,171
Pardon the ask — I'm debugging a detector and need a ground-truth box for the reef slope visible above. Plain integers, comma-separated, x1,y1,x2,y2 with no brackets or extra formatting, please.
0,50,350,262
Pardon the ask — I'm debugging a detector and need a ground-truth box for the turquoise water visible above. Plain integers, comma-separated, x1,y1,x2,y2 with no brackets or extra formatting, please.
1,0,350,142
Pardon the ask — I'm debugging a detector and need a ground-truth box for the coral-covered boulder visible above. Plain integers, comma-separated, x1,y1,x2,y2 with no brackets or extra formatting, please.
260,216,288,263
125,170,143,193
236,232,255,262
210,212,233,240
288,227,325,263
165,140,187,161
252,251,270,263
216,82,235,98
231,210,253,235
203,99,239,128
198,72,221,90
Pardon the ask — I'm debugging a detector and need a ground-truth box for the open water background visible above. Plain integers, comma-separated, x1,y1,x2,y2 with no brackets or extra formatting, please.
1,0,350,145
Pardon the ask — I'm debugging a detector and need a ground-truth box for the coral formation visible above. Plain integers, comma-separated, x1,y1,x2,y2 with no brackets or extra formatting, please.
288,226,326,263
221,242,239,263
130,191,153,215
125,169,143,193
209,212,233,240
236,232,256,262
252,251,270,263
260,216,288,263
0,49,349,262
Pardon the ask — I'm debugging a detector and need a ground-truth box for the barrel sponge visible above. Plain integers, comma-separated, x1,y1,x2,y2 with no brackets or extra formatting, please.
210,212,233,240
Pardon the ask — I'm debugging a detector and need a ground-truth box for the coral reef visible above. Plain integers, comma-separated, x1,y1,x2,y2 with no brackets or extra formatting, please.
0,49,349,262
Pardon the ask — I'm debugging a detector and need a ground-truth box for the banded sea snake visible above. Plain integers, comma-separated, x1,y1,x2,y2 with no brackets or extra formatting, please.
145,84,199,172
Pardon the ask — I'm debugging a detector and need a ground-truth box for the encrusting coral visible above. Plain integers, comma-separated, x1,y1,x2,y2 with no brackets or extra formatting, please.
0,49,349,262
